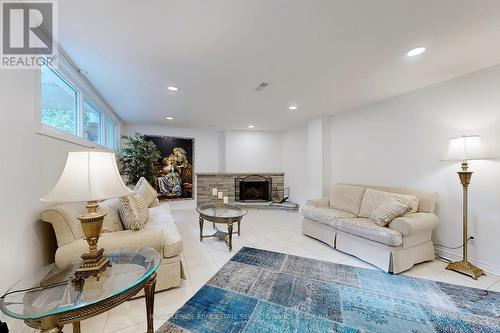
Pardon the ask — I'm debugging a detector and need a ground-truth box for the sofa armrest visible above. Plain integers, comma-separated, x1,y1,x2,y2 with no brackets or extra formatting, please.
389,213,438,237
305,197,329,208
40,204,86,246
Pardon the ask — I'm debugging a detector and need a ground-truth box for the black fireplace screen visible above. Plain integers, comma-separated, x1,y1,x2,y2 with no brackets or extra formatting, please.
234,175,272,202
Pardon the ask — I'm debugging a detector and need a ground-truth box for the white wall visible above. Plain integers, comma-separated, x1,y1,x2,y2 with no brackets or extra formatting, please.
282,124,309,206
330,66,500,273
0,70,91,293
280,117,331,207
224,131,283,172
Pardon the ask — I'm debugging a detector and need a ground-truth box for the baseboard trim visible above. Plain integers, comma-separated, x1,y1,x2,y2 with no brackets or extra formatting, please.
435,248,500,276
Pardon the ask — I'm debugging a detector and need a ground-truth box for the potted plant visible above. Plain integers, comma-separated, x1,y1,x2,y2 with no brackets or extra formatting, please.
119,133,161,186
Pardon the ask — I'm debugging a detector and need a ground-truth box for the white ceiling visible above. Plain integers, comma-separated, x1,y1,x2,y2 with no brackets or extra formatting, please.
59,0,500,130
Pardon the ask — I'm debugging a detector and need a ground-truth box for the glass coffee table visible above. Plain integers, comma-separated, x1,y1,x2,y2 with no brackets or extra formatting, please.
197,203,248,251
0,247,160,333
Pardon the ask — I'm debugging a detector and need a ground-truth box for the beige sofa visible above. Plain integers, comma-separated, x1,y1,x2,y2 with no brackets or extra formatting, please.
41,198,184,292
302,184,438,273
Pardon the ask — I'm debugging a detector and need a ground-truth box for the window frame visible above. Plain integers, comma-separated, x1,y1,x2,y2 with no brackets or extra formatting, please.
83,98,103,145
104,116,119,151
35,52,121,151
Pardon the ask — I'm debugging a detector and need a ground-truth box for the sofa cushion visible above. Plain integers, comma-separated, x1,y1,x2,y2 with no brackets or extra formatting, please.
302,206,356,227
329,185,365,216
99,198,124,233
359,189,419,218
335,218,403,246
369,198,410,227
134,177,159,208
149,203,173,217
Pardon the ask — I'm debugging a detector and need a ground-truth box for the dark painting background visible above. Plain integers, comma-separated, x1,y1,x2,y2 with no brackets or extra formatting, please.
144,135,194,200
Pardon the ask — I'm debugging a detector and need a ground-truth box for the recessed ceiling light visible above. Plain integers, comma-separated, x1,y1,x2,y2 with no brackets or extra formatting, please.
288,105,298,110
167,86,179,92
166,117,174,120
248,125,255,129
406,47,426,57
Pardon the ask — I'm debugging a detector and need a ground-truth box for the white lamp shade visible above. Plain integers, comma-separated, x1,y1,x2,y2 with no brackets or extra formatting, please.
442,135,495,161
42,151,132,203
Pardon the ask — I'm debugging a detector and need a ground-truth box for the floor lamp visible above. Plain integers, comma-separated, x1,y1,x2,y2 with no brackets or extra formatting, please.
442,135,495,279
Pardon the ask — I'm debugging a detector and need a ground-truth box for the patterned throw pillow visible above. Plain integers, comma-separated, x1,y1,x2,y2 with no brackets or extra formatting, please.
370,198,410,227
359,189,419,218
118,193,150,230
134,177,158,208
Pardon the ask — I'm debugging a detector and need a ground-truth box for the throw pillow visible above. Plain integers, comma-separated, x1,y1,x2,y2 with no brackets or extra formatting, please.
134,177,158,208
359,189,419,218
329,184,366,216
98,198,123,233
118,193,149,230
370,198,410,227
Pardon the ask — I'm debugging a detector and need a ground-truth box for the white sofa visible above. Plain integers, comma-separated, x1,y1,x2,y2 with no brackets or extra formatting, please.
302,184,438,273
41,198,184,292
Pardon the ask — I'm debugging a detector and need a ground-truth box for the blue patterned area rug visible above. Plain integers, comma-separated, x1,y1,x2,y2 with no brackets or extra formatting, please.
157,247,500,333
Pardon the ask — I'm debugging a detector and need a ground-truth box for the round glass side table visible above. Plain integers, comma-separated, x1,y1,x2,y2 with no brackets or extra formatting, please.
197,203,248,251
0,247,161,333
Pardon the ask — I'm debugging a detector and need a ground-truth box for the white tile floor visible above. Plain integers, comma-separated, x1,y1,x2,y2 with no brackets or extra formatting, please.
3,208,500,332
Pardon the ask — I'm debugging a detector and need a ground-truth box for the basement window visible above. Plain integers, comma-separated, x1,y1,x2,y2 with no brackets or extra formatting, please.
41,66,78,135
83,99,102,144
39,64,120,150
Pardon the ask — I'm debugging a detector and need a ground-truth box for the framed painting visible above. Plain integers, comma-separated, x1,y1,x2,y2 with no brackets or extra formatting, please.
144,135,194,201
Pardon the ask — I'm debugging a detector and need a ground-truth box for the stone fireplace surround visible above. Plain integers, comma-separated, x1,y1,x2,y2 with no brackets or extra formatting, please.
196,172,285,206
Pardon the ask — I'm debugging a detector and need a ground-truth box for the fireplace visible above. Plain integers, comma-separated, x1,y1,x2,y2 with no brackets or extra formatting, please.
235,175,272,202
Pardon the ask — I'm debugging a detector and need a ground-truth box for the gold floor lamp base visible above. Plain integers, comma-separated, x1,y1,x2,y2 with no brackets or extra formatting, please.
446,260,485,280
446,162,486,281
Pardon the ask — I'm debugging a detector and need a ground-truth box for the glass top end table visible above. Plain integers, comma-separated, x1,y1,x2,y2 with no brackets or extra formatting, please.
197,203,248,252
0,247,160,333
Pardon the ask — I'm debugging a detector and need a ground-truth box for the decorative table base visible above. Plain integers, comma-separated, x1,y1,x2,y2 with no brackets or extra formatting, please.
199,217,241,251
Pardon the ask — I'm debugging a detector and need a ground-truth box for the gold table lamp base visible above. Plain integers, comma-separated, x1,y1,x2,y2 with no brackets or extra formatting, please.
446,260,485,280
72,201,111,282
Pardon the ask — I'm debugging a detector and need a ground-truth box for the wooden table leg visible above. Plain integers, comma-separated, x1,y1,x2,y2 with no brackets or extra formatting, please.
199,216,204,242
227,223,233,252
144,273,157,333
72,322,81,333
237,220,241,236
